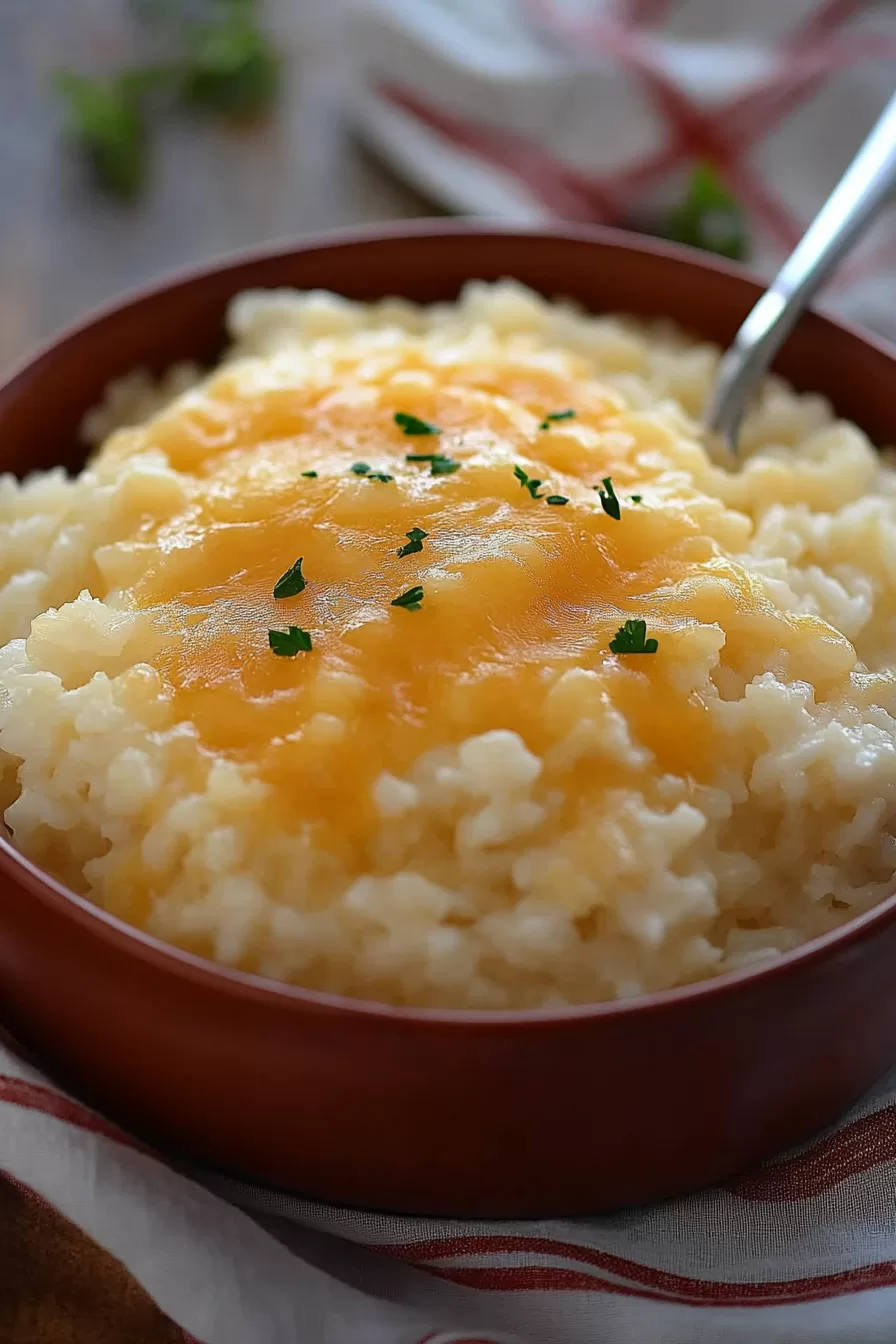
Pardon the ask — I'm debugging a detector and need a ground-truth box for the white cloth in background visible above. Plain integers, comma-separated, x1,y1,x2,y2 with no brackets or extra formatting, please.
346,0,896,337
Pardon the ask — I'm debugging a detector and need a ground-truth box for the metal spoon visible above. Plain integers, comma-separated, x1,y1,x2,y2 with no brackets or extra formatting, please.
704,91,896,456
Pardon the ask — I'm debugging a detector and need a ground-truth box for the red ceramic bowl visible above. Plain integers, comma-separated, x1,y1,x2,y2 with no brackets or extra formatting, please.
1,223,896,1218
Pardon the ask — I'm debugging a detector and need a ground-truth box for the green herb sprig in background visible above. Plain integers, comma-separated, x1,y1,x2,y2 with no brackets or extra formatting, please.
54,0,280,198
52,70,156,199
180,0,279,119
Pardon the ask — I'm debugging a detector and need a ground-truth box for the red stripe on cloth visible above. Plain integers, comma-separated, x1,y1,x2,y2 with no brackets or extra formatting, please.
616,0,674,26
726,1105,896,1201
795,0,872,40
387,0,893,256
378,83,620,221
723,34,896,148
412,1260,896,1308
528,3,806,247
371,1235,896,1306
419,1263,683,1304
0,1074,153,1156
383,77,692,218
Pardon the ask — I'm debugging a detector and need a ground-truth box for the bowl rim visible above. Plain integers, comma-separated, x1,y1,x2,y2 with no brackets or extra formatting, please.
3,217,896,1030
7,217,896,389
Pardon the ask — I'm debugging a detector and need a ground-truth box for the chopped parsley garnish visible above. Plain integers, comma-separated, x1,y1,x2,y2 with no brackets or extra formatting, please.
430,455,460,475
406,452,460,475
397,527,428,557
273,557,306,600
180,0,281,121
610,619,658,655
539,408,576,430
631,494,642,503
394,411,440,436
269,626,312,656
514,465,544,499
366,472,394,483
350,462,370,475
301,470,318,478
596,476,621,520
391,585,424,611
545,495,569,506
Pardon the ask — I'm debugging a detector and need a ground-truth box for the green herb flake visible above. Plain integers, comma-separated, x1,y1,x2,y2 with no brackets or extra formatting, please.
429,455,460,476
350,462,371,475
545,495,569,506
301,470,318,478
631,494,642,503
273,557,306,600
539,408,577,430
397,527,428,557
406,451,460,475
595,476,621,520
268,626,312,656
609,619,658,655
366,472,394,483
391,585,425,612
514,465,544,500
394,411,441,436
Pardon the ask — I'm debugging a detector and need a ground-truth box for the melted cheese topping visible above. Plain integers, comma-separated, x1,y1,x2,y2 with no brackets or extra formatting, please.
7,288,893,1007
95,331,856,857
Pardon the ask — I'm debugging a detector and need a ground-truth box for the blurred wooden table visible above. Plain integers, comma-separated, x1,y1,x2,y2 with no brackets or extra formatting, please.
0,0,436,375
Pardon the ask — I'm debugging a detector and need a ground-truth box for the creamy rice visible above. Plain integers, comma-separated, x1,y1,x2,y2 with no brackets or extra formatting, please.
1,280,895,1009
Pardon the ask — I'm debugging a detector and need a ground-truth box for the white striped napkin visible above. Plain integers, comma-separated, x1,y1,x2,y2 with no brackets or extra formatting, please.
3,1030,896,1342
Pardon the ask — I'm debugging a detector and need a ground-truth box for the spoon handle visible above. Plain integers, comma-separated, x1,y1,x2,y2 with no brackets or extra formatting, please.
705,91,896,454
